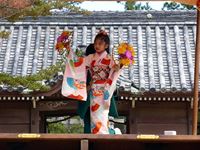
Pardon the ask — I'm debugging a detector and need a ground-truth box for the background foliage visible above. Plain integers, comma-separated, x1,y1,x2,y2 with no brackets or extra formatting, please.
47,116,84,133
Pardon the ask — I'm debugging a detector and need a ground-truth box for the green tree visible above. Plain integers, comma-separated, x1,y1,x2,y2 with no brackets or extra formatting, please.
162,2,196,10
0,0,88,22
0,0,89,38
48,122,67,133
48,122,84,133
124,1,153,10
47,116,84,133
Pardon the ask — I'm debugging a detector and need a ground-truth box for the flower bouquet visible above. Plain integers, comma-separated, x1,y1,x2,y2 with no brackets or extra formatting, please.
55,31,87,101
117,42,135,66
55,31,71,59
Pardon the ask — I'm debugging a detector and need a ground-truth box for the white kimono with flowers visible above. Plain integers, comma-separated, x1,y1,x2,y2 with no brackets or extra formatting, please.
85,51,122,134
62,50,122,134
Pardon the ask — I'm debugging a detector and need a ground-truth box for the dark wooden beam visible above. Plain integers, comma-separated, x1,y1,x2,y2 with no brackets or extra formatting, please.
119,91,199,98
2,133,200,150
0,133,200,141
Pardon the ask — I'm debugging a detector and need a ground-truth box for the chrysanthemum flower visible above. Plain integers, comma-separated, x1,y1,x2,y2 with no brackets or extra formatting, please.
117,42,135,66
55,31,71,56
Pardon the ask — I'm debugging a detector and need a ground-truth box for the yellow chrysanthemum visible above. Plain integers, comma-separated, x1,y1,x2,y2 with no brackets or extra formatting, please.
120,43,128,49
127,45,133,51
117,42,136,66
120,58,131,66
61,31,71,37
56,42,64,50
132,50,135,56
118,47,126,54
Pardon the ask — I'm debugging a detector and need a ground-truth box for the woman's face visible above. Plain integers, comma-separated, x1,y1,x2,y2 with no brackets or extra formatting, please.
94,39,108,54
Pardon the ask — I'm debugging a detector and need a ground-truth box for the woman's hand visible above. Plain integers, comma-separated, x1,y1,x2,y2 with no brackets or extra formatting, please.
113,64,123,72
113,64,120,72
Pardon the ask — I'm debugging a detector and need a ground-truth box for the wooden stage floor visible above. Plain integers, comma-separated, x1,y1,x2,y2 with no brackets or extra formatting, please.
0,134,200,150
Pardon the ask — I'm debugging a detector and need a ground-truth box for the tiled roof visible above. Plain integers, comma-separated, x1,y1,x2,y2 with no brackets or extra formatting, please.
0,11,199,95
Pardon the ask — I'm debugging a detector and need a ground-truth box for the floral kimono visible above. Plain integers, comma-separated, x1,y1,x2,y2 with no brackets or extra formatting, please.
62,49,122,134
85,51,122,134
62,48,87,100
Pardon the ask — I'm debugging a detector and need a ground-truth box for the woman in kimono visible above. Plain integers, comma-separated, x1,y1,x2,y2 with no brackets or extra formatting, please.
83,30,121,134
77,44,119,134
61,30,122,134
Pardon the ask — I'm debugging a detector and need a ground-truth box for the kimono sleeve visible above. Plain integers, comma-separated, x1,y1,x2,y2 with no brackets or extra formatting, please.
85,54,93,68
108,55,116,69
104,55,116,86
103,55,122,102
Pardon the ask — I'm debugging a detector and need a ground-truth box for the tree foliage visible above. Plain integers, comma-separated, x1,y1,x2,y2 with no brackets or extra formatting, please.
0,30,11,38
0,0,88,22
0,0,89,38
48,122,67,133
123,1,196,11
162,2,196,10
49,122,83,133
124,1,153,10
47,116,84,133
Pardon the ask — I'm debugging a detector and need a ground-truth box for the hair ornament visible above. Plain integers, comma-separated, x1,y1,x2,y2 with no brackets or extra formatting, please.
98,30,107,35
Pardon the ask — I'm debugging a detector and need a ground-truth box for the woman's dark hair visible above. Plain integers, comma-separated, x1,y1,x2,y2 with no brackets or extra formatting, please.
85,44,95,56
86,31,110,56
94,31,110,53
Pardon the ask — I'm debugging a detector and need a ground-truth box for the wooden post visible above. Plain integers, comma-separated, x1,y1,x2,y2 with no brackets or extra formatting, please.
192,7,200,135
81,139,89,150
30,108,40,133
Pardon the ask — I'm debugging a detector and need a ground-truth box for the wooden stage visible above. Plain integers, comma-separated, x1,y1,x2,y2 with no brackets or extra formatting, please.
0,134,200,150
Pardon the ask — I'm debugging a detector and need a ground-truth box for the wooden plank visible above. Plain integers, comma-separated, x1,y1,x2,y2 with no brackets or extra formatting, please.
1,133,200,150
135,106,187,123
30,108,39,133
116,100,131,113
0,140,80,150
0,109,30,124
136,123,187,135
0,101,30,108
0,125,30,133
130,101,190,134
1,133,200,142
0,140,199,150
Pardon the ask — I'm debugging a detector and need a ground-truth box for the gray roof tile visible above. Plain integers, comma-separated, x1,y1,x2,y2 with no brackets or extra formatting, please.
0,11,199,93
